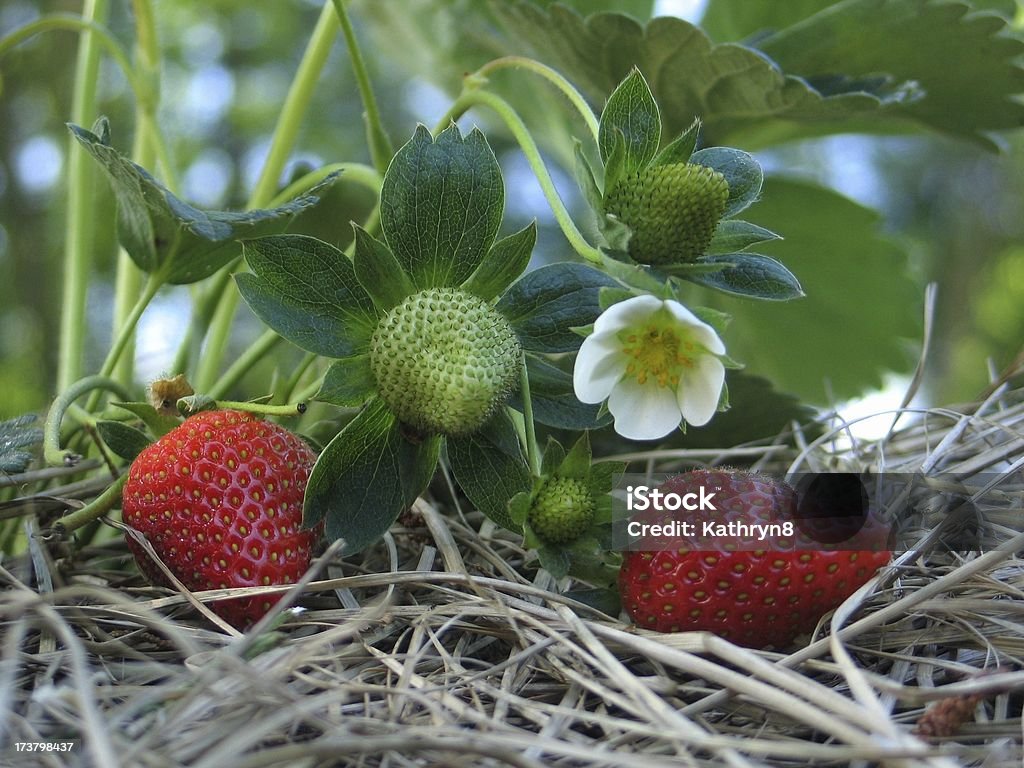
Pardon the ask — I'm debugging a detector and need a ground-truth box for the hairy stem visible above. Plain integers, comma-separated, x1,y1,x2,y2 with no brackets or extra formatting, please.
473,56,599,144
439,89,602,264
330,0,393,173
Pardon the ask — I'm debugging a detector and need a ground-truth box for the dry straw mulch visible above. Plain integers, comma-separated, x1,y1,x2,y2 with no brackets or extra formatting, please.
3,384,1024,767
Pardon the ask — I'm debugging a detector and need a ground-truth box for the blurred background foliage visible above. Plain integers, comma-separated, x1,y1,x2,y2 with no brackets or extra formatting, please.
1,0,1022,434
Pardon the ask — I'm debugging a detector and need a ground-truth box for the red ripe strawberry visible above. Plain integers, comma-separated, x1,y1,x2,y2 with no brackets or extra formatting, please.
122,409,319,628
618,470,890,648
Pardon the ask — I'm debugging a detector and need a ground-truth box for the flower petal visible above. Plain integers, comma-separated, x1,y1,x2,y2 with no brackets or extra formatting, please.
607,377,681,441
677,355,725,427
663,300,725,354
592,294,664,335
574,339,629,404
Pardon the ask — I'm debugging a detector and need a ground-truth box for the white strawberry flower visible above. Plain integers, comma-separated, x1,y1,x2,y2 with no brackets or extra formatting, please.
573,295,726,441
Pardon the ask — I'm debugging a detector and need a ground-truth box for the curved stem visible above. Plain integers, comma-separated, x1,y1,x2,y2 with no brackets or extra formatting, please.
330,0,393,173
53,475,128,535
445,89,603,264
267,162,382,208
473,56,599,144
45,376,133,466
56,0,109,392
0,14,137,97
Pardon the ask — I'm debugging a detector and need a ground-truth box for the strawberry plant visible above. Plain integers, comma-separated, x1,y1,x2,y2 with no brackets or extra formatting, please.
2,2,1024,761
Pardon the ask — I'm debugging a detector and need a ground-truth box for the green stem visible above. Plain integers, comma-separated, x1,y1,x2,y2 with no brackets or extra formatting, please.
275,352,319,404
519,356,541,477
45,376,133,466
178,397,307,418
57,0,109,392
267,162,382,208
112,0,162,386
207,330,283,399
0,13,177,185
98,273,163,382
194,1,340,392
472,56,599,144
53,475,128,535
330,0,393,173
249,2,340,210
441,89,603,265
0,14,135,95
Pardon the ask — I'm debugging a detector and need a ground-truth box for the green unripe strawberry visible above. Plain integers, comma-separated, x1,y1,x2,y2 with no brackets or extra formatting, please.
605,163,729,265
528,476,595,545
369,288,521,436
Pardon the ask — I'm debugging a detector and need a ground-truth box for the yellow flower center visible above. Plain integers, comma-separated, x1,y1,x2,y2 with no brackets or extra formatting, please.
619,323,697,388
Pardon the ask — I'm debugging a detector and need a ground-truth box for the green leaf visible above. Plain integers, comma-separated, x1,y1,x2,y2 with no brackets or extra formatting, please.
681,253,804,301
316,356,376,407
690,147,763,218
446,410,532,531
0,414,43,474
598,68,661,173
511,356,612,431
700,0,839,42
707,178,921,401
601,128,630,197
540,437,566,477
707,220,782,254
111,402,181,439
352,225,416,312
380,124,503,290
69,120,335,284
557,431,592,480
537,544,571,580
497,263,618,353
461,222,537,301
574,140,604,213
96,421,151,461
508,490,533,528
755,0,1024,144
488,4,909,147
563,586,621,617
238,235,378,359
651,118,700,167
304,399,441,555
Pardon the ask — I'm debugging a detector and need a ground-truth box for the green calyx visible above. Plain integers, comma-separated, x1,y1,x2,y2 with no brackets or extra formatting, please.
605,162,729,265
528,476,595,545
369,288,521,436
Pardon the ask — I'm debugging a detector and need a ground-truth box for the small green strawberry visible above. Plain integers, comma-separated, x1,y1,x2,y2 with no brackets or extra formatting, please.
618,470,890,648
370,287,521,436
122,409,320,628
605,162,729,265
527,476,596,545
